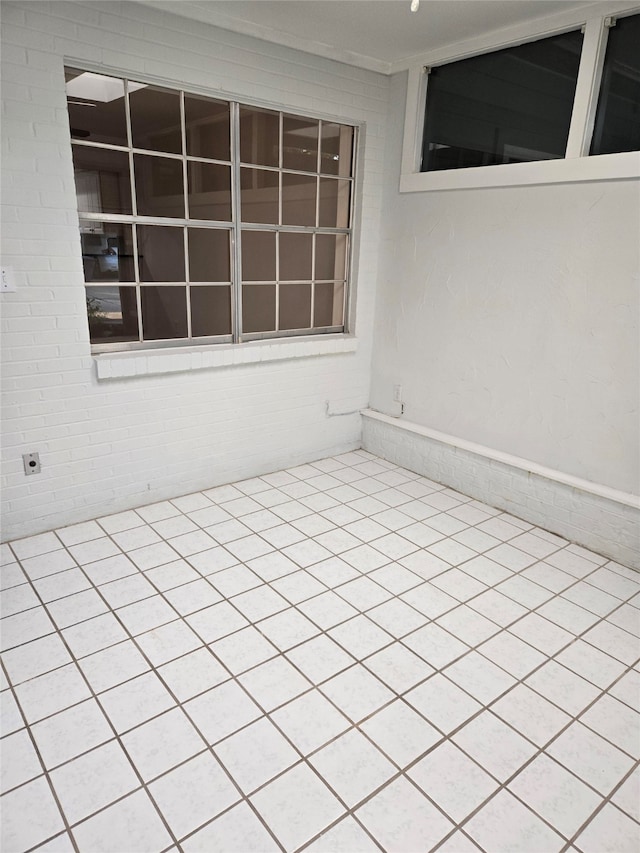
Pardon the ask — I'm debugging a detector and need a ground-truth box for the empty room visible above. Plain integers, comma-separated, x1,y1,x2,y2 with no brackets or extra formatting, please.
1,1,639,851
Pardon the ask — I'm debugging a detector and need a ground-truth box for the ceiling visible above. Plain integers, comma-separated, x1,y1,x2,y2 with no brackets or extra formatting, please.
141,0,610,73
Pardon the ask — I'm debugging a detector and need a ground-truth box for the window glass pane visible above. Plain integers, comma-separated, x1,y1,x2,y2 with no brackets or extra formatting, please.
243,284,276,332
421,29,583,171
72,146,132,216
240,168,279,224
241,230,276,281
240,106,279,166
134,154,185,218
315,233,347,280
319,178,350,228
590,14,640,155
81,224,135,282
129,85,182,154
187,162,232,221
314,282,344,327
66,68,128,146
190,286,231,336
137,225,185,282
185,95,230,161
86,286,139,343
283,115,318,172
280,284,311,330
320,122,354,177
282,173,316,226
141,286,187,339
279,232,312,281
188,228,230,281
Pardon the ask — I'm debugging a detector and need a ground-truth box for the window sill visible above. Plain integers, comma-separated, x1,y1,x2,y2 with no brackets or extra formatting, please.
94,334,358,380
399,150,640,193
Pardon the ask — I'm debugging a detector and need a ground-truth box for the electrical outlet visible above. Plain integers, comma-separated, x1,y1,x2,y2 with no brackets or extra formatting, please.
393,384,403,403
1,267,17,293
23,453,41,475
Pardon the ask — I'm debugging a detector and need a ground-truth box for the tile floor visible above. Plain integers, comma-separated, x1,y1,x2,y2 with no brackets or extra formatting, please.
1,450,639,853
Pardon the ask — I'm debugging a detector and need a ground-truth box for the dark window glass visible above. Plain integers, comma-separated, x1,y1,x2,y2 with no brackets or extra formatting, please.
72,147,132,216
421,29,583,171
134,154,185,218
66,69,128,146
240,107,279,166
185,96,230,161
319,179,350,228
190,286,231,336
280,232,312,281
187,162,232,221
591,14,640,156
314,282,344,327
243,285,276,332
282,173,316,226
141,286,187,339
86,286,138,343
130,85,182,154
240,168,279,223
283,116,319,172
137,225,185,282
241,230,276,281
188,228,230,282
315,234,347,280
280,284,311,330
321,123,354,176
81,224,135,283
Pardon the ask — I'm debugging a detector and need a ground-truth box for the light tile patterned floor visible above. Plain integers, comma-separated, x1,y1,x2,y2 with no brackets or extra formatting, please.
1,450,639,853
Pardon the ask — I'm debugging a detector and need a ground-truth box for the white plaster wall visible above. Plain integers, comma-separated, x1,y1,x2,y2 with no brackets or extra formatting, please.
371,72,640,496
0,1,388,540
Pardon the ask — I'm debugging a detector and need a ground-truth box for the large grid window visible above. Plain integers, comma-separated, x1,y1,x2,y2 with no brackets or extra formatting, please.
65,69,356,351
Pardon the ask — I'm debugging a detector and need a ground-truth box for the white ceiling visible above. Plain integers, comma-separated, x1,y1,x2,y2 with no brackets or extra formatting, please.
141,0,614,73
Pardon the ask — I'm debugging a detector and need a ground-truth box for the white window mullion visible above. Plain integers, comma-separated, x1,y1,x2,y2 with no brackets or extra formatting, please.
565,16,611,159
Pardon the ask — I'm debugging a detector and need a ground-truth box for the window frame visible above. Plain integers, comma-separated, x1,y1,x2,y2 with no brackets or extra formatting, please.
67,66,360,354
400,2,640,193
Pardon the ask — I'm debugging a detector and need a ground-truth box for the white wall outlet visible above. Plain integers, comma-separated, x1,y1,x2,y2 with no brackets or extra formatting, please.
1,267,17,292
23,453,41,475
393,384,403,403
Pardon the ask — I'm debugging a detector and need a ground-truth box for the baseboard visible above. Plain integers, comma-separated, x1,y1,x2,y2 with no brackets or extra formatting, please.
361,409,640,570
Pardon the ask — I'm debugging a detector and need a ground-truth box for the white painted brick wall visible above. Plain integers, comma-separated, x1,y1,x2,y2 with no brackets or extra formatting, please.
0,0,388,540
362,413,640,570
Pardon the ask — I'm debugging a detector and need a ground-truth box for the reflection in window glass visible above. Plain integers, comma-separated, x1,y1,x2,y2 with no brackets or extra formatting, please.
188,228,230,282
243,284,276,332
241,230,276,281
141,286,187,339
137,225,185,282
280,232,312,281
86,286,139,343
134,154,185,218
185,96,230,161
283,116,318,172
314,282,344,327
280,284,311,330
72,146,132,215
66,68,128,146
282,173,316,226
320,123,354,177
129,85,182,154
81,224,135,283
590,14,640,156
421,29,583,171
190,286,231,336
187,162,232,221
240,107,279,166
319,178,350,228
240,168,279,223
315,234,347,280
